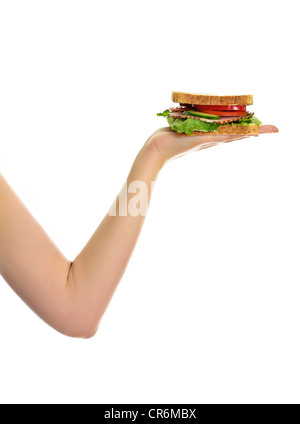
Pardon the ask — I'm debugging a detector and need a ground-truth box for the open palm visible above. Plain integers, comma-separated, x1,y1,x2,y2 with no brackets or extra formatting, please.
148,125,279,164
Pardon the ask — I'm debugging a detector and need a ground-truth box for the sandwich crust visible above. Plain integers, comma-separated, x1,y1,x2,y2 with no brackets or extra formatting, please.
172,92,253,106
176,124,259,136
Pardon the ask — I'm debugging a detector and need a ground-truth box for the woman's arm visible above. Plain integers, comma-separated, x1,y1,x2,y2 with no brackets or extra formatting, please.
0,126,277,338
0,143,161,338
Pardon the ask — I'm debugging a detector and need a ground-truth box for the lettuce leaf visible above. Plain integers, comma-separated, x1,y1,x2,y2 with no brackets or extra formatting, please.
166,116,219,136
230,116,262,127
157,109,170,117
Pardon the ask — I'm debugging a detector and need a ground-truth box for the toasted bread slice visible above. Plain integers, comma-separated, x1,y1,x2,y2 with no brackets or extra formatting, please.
172,92,253,106
177,124,259,136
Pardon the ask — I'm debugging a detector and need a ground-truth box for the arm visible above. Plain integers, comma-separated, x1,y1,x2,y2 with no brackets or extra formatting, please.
0,126,277,338
0,144,161,338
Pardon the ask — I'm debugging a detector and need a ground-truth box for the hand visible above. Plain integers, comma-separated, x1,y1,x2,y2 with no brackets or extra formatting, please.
146,125,279,166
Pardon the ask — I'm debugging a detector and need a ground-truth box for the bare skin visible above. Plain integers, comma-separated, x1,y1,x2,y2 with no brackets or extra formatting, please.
0,125,278,338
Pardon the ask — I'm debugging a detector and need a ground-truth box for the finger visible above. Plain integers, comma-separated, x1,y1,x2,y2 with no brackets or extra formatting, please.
181,134,250,151
169,142,220,162
259,125,279,134
156,125,279,137
224,136,249,144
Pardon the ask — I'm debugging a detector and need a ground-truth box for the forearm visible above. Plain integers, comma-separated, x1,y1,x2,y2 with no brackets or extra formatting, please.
68,143,163,335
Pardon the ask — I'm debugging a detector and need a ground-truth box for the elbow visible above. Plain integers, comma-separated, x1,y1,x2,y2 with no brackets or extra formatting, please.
56,311,101,340
80,321,100,339
60,322,99,340
57,264,101,339
69,326,99,340
64,317,100,339
82,325,99,339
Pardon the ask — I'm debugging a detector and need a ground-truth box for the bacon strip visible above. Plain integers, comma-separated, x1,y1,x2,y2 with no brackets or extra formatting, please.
169,111,254,124
169,106,195,112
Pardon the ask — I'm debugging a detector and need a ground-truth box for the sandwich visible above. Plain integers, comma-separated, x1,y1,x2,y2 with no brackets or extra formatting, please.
157,92,262,136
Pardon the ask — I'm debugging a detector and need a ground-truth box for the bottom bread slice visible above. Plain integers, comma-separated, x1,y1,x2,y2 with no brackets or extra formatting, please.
177,124,259,136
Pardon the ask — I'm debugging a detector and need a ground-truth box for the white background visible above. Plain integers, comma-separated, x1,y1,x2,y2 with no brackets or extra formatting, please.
0,0,299,404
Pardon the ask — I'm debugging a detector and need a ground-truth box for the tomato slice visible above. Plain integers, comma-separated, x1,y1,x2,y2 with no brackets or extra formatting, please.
194,104,247,111
194,107,248,117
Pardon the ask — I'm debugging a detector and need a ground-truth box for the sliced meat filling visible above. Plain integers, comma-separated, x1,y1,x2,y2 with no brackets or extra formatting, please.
169,111,254,124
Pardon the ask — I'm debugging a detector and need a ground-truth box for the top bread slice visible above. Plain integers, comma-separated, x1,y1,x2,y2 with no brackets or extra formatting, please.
172,92,253,106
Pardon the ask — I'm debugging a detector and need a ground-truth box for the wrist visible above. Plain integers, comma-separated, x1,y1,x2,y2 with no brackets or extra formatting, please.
136,140,165,176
